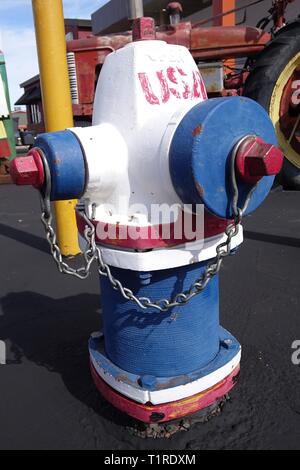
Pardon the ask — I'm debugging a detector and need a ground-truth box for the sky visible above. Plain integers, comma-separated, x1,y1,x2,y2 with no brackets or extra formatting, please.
0,0,108,108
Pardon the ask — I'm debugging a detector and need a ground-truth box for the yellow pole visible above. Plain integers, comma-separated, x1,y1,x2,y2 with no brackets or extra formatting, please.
32,0,80,256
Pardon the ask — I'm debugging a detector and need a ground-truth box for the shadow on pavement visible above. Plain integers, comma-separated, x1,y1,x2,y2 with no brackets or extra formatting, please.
0,291,133,429
244,230,300,248
0,223,50,254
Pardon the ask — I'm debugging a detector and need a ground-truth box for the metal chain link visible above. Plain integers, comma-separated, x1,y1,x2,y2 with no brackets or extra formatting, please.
41,210,98,280
39,139,257,312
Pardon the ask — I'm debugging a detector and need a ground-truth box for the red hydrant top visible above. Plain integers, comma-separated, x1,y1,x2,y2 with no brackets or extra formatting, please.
132,17,156,41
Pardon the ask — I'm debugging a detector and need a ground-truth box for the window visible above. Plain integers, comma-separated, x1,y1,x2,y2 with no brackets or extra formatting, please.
65,32,74,42
30,104,42,124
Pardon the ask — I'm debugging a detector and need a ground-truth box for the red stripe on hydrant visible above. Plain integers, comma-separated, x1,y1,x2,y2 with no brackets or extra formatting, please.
90,362,240,424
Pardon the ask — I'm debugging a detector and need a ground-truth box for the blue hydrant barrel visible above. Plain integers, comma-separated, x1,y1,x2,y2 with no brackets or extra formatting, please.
100,260,220,377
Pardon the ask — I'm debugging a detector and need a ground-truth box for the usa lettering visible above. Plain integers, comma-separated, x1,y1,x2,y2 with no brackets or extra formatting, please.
139,67,207,105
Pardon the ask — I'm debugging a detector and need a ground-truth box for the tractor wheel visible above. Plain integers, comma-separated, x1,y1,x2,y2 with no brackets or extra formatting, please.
244,22,300,189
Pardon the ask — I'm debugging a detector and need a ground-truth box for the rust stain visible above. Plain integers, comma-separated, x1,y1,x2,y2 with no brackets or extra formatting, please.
201,67,217,77
206,84,220,93
155,375,190,391
167,377,228,420
196,182,205,197
193,124,203,137
116,374,138,387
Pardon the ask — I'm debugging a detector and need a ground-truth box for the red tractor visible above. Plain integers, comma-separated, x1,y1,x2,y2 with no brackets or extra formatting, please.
67,0,300,187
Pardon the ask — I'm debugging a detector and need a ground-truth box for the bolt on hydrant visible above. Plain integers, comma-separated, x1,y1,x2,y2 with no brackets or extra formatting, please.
11,17,283,434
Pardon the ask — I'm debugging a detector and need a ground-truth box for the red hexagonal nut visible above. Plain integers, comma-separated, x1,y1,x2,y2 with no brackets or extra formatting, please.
132,17,156,41
236,136,284,185
10,148,45,189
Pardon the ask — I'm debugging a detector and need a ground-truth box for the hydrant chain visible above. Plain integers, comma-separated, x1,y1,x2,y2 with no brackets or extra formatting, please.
36,94,254,312
39,181,243,312
91,148,247,312
97,217,239,312
230,135,259,219
39,153,98,280
41,211,97,279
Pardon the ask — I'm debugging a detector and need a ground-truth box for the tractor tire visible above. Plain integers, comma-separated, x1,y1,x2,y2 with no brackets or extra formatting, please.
244,21,300,189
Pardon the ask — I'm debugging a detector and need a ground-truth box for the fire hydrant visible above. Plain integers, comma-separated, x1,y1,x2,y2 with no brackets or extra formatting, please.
11,18,283,432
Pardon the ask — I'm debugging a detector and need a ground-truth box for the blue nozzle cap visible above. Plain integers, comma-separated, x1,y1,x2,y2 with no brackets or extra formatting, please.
35,129,86,201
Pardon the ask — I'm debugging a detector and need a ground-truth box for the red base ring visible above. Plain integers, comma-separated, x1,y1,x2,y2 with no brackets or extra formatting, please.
90,362,240,424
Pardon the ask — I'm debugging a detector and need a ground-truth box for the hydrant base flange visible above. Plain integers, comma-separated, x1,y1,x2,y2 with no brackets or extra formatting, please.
89,327,241,419
90,365,239,426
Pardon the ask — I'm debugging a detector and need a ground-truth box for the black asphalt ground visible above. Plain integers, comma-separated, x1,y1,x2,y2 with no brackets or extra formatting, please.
0,184,300,450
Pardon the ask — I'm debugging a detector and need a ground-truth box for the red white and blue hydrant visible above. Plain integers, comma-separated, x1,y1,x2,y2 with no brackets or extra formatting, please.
11,18,283,428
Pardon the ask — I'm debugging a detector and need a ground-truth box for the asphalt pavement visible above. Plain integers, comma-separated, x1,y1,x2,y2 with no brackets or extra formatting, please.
0,185,300,450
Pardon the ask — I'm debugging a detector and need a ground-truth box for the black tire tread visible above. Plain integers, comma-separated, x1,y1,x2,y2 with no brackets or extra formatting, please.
244,23,300,110
244,22,300,188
